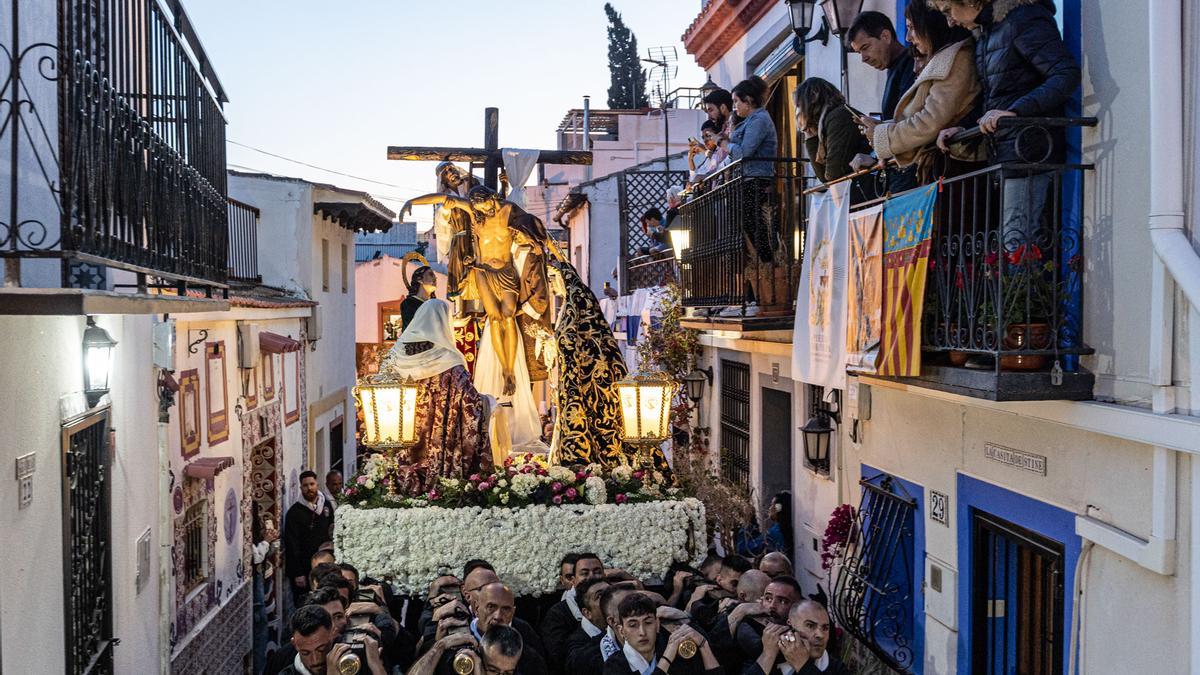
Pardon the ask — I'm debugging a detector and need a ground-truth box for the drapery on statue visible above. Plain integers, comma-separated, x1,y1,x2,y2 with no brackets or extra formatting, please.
402,185,564,397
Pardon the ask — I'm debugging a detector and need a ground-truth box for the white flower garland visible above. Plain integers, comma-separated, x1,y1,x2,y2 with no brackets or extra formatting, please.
335,498,707,596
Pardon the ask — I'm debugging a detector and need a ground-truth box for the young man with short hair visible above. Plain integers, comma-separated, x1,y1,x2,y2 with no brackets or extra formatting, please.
603,594,721,675
541,552,605,672
847,11,914,122
564,577,612,675
276,604,386,675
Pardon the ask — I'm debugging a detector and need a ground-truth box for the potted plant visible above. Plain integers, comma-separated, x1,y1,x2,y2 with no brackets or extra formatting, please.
987,244,1058,371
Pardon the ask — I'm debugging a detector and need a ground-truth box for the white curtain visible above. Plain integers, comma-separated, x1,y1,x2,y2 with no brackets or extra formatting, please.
502,148,541,208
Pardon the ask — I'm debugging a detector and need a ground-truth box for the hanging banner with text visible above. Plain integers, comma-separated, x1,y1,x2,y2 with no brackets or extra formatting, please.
792,182,849,390
878,184,938,377
846,204,884,374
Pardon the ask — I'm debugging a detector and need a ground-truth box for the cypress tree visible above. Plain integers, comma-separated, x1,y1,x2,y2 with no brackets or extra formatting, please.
604,3,648,109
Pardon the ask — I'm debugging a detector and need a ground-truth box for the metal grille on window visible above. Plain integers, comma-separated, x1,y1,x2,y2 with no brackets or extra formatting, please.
831,472,918,673
183,495,209,592
62,409,115,675
618,169,687,293
719,360,750,486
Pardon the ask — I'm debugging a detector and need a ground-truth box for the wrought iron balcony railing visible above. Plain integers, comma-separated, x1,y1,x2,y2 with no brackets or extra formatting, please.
678,158,811,316
2,0,229,292
227,198,260,282
626,253,676,292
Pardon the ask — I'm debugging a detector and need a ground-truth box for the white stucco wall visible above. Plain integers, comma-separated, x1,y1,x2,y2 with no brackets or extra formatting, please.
354,256,449,345
0,315,162,673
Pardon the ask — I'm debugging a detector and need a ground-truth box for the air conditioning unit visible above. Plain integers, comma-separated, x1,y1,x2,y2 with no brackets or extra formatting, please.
305,306,323,343
237,322,260,369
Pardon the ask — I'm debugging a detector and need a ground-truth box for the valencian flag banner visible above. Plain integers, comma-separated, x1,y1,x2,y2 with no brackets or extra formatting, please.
878,184,938,377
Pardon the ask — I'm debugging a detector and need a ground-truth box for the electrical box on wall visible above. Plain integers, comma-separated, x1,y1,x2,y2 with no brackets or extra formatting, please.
305,306,323,342
153,319,176,370
925,556,957,630
845,379,872,421
237,322,260,369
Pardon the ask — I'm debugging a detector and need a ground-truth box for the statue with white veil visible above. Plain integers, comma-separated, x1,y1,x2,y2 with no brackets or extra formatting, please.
379,300,493,490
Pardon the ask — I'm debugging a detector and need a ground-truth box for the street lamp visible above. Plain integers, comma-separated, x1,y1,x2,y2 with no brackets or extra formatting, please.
820,0,866,37
616,371,679,466
786,0,829,50
83,316,118,407
355,373,421,452
682,367,712,404
669,221,690,262
801,388,841,473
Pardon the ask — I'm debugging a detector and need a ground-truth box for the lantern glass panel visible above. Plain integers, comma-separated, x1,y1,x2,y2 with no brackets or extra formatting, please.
788,0,816,35
85,343,114,393
617,382,641,439
670,226,690,262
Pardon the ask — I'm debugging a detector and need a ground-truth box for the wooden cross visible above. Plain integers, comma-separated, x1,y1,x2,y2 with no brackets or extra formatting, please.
387,107,592,191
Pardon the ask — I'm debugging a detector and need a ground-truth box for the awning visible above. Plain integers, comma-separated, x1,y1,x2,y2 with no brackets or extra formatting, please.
314,202,394,233
753,36,803,87
184,456,235,479
260,331,302,354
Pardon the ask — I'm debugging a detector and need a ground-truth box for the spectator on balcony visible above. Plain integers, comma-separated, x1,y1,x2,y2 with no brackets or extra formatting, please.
703,87,734,137
855,3,980,186
688,120,730,185
848,11,915,123
849,11,920,192
719,76,779,268
638,208,672,257
794,78,876,203
933,0,1081,251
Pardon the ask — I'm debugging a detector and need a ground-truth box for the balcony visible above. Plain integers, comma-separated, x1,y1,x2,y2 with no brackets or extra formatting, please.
673,119,1096,401
2,0,229,294
677,158,809,330
227,199,260,282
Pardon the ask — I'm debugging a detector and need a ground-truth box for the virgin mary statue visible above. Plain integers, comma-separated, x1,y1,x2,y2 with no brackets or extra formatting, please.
380,300,493,488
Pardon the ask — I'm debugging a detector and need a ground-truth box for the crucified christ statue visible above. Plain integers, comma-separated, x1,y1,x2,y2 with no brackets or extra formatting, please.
402,185,563,396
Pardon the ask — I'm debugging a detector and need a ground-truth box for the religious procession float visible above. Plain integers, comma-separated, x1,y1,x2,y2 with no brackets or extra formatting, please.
336,156,708,596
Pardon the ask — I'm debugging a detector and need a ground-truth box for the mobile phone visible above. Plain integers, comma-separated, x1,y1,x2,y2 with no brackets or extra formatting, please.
688,137,702,146
843,104,864,118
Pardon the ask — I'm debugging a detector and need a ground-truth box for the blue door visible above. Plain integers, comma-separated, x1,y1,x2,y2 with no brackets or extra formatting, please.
971,511,1065,674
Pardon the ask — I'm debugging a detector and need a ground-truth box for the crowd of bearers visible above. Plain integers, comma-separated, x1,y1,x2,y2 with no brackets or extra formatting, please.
264,543,847,675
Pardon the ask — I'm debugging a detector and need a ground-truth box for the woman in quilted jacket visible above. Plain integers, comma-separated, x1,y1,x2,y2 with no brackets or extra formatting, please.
931,0,1081,252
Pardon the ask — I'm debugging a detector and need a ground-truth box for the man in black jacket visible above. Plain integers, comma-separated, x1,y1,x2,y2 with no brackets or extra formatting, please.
283,471,334,606
848,10,919,192
604,594,722,675
564,577,612,675
741,601,848,675
540,552,605,673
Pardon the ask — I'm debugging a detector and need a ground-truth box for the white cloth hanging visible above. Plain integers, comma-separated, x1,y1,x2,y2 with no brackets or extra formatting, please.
501,148,541,209
474,321,544,451
379,300,466,380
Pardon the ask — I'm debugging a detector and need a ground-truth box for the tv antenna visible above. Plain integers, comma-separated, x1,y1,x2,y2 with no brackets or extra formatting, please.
642,46,678,108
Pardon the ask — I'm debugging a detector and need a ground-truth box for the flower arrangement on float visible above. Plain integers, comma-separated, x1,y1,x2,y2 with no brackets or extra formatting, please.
339,453,680,510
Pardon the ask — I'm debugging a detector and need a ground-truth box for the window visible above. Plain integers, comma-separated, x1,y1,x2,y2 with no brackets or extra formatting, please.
719,359,750,486
831,472,920,673
283,351,300,425
182,489,210,593
321,238,330,292
261,352,275,401
206,341,229,445
341,243,349,293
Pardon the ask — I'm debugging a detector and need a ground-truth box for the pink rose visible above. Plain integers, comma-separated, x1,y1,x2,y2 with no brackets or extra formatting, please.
633,471,646,480
576,471,586,480
551,482,563,493
615,493,628,504
357,475,368,485
469,474,481,482
427,490,440,501
478,482,491,491
565,487,578,499
553,495,563,505
522,466,533,474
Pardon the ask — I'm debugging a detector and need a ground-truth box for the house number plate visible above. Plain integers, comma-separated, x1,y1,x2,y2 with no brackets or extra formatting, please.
929,490,949,526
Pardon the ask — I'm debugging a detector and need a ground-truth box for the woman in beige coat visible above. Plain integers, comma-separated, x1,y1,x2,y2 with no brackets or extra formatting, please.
857,3,981,184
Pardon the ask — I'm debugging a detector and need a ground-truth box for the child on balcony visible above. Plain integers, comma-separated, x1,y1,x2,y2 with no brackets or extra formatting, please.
932,0,1081,253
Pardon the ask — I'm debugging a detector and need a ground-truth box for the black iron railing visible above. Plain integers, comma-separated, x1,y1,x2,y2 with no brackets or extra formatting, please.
2,0,229,290
626,254,676,292
677,158,811,312
919,118,1096,375
831,473,918,673
227,198,260,281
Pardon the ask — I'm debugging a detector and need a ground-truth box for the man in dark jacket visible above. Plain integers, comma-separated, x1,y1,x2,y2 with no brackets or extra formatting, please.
564,577,611,675
541,552,605,673
283,471,335,606
741,601,848,675
848,11,919,192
